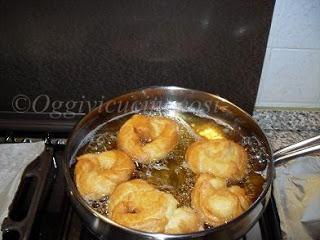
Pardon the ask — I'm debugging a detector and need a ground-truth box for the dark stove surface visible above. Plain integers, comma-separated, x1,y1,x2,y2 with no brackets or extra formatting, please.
1,134,282,240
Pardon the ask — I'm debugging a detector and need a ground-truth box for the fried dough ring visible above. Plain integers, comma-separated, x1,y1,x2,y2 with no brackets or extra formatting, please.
117,114,179,163
75,150,135,200
108,179,178,232
108,179,202,233
185,139,248,180
192,174,250,227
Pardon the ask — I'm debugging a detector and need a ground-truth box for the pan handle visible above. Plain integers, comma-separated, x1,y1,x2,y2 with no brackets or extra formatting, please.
273,135,320,166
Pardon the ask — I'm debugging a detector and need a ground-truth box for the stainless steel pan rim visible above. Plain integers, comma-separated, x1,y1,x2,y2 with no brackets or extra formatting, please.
64,86,275,239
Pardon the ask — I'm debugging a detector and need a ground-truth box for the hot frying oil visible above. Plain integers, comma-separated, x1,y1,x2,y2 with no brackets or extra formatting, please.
80,112,267,217
133,115,197,207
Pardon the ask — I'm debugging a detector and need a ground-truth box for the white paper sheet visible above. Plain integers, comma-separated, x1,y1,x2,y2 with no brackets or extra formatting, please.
273,156,320,240
0,141,45,239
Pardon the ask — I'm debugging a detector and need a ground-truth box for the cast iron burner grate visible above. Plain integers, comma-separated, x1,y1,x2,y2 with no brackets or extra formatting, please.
0,132,282,240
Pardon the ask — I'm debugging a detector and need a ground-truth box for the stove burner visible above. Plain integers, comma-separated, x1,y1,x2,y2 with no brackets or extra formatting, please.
0,132,281,240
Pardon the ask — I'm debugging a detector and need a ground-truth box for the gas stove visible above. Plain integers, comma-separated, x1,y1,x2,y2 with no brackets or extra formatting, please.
1,0,277,237
1,132,282,240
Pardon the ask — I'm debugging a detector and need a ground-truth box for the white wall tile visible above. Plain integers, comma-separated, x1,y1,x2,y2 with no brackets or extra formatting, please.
268,0,320,49
256,48,272,103
256,49,320,108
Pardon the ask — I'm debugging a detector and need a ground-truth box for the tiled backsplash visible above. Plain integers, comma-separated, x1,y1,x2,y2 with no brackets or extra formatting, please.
256,0,320,108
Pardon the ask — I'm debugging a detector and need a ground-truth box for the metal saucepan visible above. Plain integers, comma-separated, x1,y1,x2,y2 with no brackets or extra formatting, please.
63,86,320,240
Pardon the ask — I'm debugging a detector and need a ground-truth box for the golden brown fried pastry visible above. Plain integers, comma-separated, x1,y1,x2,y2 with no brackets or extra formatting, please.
108,179,202,234
117,114,179,163
192,174,250,227
108,179,177,232
185,139,248,180
75,150,135,200
164,207,203,234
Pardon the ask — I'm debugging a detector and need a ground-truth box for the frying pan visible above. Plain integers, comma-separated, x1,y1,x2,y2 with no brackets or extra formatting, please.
63,86,320,240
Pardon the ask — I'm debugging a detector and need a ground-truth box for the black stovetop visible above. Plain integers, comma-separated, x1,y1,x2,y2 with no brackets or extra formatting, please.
1,133,282,240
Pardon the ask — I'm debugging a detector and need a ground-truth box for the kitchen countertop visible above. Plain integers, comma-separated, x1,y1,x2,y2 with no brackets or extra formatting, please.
253,109,320,151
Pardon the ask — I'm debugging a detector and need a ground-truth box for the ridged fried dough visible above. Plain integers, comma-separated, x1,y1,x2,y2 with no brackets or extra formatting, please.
75,150,134,199
192,174,250,227
186,139,248,180
109,179,203,233
118,114,179,163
